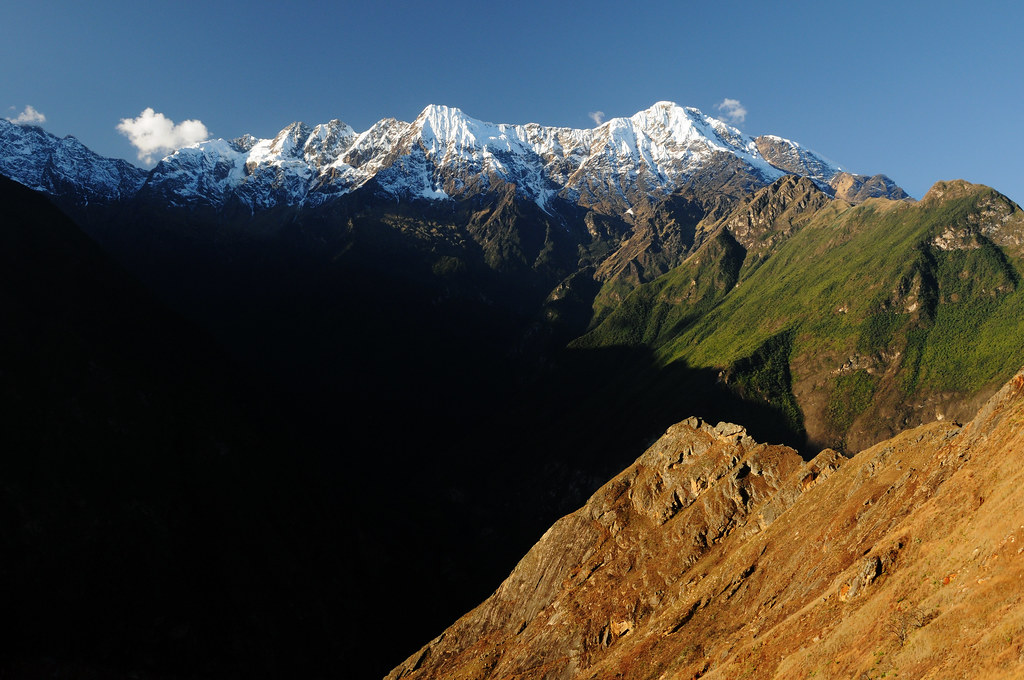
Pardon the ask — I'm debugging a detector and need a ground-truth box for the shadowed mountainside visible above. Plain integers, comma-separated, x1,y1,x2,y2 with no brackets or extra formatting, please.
0,176,817,679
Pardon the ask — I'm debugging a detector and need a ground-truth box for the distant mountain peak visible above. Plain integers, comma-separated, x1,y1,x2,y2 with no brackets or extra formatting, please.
0,103,911,212
0,117,146,204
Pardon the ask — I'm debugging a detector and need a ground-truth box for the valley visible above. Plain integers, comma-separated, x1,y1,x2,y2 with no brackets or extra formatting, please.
1,103,1022,679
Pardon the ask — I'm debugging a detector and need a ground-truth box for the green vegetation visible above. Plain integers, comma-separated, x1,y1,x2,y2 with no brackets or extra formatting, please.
827,370,878,433
729,330,804,438
575,230,745,350
574,183,1024,449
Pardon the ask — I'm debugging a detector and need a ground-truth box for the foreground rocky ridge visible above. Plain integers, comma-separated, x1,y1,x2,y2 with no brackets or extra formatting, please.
389,368,1024,680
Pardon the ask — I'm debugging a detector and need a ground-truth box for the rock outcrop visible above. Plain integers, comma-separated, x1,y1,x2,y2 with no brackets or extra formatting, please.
829,170,910,203
388,368,1024,679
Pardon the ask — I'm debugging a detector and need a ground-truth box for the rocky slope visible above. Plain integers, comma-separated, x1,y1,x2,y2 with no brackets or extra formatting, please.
388,367,1024,680
754,135,909,203
578,178,1024,453
829,170,910,203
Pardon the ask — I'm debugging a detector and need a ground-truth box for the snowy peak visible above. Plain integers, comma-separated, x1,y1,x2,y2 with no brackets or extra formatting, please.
387,102,790,211
416,104,481,145
0,103,908,213
413,105,532,157
304,119,357,170
622,101,709,142
230,134,260,153
269,121,312,158
754,134,842,188
0,118,145,204
609,101,780,176
140,102,884,211
607,102,743,157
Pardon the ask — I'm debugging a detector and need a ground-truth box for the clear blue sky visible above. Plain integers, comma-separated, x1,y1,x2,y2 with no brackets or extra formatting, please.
3,0,1022,203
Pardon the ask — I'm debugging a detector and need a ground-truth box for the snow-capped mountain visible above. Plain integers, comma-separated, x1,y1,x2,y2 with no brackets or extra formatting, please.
143,102,825,213
0,103,904,214
753,134,842,186
0,118,146,205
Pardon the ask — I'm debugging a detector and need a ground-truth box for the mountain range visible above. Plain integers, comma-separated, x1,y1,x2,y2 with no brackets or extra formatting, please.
0,102,907,213
1,102,1022,679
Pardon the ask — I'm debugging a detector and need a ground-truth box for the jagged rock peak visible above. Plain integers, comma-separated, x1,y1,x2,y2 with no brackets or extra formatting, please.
829,171,910,203
229,133,259,153
268,121,312,157
385,415,842,679
720,174,834,252
755,134,842,186
922,178,989,202
756,135,909,203
917,180,1024,254
387,365,1024,680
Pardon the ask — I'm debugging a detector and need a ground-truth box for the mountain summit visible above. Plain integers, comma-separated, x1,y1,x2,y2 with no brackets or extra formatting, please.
387,367,1024,680
0,103,907,215
0,118,145,205
143,101,905,212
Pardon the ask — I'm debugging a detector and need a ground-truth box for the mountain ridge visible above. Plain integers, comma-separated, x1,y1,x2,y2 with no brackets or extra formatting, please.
0,119,146,205
0,103,908,216
386,366,1024,680
577,177,1024,452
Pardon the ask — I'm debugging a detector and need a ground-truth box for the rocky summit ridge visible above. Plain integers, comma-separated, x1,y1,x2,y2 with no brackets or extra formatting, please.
0,103,906,214
388,367,1024,680
0,118,146,205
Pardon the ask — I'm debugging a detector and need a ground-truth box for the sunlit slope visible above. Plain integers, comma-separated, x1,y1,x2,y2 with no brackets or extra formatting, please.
576,180,1024,451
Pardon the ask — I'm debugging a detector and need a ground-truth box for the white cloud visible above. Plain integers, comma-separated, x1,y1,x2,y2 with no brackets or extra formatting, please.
116,108,209,164
588,110,605,126
6,105,47,126
715,98,748,125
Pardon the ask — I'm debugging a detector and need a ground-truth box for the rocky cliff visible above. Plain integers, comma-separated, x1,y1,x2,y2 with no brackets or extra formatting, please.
388,367,1024,679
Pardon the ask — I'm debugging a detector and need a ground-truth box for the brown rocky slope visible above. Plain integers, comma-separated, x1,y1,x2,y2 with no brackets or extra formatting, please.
387,368,1024,679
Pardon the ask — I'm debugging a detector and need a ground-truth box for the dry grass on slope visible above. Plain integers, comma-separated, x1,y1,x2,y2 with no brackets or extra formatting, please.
387,370,1024,680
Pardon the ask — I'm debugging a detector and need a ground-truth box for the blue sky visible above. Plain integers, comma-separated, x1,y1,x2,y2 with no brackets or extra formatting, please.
3,0,1022,202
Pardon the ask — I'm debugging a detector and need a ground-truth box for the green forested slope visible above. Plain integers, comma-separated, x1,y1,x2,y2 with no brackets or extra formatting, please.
575,180,1024,451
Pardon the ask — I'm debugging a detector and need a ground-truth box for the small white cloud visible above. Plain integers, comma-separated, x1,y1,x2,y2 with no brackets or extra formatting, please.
715,98,747,125
589,110,605,126
6,105,47,126
116,108,209,164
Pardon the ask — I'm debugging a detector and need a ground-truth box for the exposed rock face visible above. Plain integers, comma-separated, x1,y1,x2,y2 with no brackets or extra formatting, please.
591,176,832,309
754,135,841,187
593,190,725,288
923,179,1024,255
829,170,910,203
719,175,833,254
388,368,1024,680
755,134,909,203
385,418,843,679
